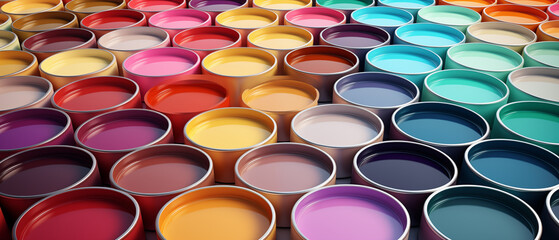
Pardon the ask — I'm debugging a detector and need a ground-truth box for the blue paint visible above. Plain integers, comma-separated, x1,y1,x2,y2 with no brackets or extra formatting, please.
339,81,415,107
470,150,559,189
396,112,483,144
366,45,441,74
351,7,413,27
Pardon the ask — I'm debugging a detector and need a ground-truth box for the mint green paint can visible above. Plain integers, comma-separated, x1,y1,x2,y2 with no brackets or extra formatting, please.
523,41,559,68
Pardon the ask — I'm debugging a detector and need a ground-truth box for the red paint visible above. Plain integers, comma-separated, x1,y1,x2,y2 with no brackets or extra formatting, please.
173,26,240,50
81,10,147,30
56,86,134,111
290,54,354,73
148,84,226,113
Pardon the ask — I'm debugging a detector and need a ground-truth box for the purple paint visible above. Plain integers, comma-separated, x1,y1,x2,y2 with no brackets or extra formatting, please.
0,119,65,150
80,119,166,150
324,32,386,48
190,0,244,11
293,185,408,240
339,81,415,107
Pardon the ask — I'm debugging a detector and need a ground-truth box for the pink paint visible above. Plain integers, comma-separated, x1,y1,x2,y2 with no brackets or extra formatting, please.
286,8,345,27
129,0,184,11
149,9,210,29
124,47,200,76
549,4,559,20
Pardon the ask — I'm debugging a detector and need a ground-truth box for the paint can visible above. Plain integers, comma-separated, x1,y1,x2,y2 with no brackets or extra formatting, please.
291,104,384,178
542,187,559,239
365,45,442,88
537,20,559,41
39,48,119,89
0,50,39,77
241,80,318,141
351,6,414,38
80,9,147,38
377,0,435,18
437,0,496,13
0,12,11,31
235,142,336,227
466,22,536,53
216,8,279,46
394,23,465,59
499,0,557,11
422,69,509,123
284,7,345,44
523,41,559,68
416,5,481,33
13,187,145,240
285,46,359,102
64,0,126,20
11,11,78,41
188,0,248,24
126,0,186,19
0,108,74,159
315,0,375,19
145,78,230,143
52,76,142,127
123,47,201,96
482,4,549,32
148,9,211,38
333,72,419,134
353,140,457,226
253,0,311,25
390,102,490,162
549,2,559,19
0,145,101,223
291,184,410,240
22,28,97,62
0,0,63,20
173,26,242,59
75,109,174,183
445,43,524,81
507,67,559,104
110,144,215,230
0,75,53,115
419,185,542,240
492,101,559,154
0,30,19,50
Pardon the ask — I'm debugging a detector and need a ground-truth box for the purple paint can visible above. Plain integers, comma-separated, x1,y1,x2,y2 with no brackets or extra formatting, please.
0,108,74,159
291,184,410,240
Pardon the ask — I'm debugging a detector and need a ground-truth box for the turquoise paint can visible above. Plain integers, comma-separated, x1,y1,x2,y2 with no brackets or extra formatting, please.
377,0,435,18
394,23,465,58
316,0,375,19
350,7,414,37
416,5,481,33
523,41,559,68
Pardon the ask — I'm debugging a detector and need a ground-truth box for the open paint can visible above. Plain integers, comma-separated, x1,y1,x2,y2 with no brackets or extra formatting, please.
291,104,384,177
188,0,248,23
52,76,142,127
523,41,559,68
315,0,375,18
157,185,276,239
14,187,145,240
537,20,559,41
22,28,97,62
126,0,186,19
291,184,410,240
0,12,11,31
394,23,465,59
0,108,74,159
75,109,173,183
253,0,311,25
482,4,549,31
148,9,211,38
543,187,559,239
173,26,242,59
184,107,277,183
416,5,481,33
377,0,435,18
0,0,64,20
0,50,39,77
0,30,19,50
64,0,126,20
216,8,279,46
438,0,496,13
466,22,537,53
419,185,542,240
284,7,346,44
351,6,414,37
145,78,230,143
0,76,53,115
80,9,147,38
235,142,336,227
11,11,78,41
549,2,559,19
353,140,457,226
111,144,214,230
507,67,559,104
0,145,101,223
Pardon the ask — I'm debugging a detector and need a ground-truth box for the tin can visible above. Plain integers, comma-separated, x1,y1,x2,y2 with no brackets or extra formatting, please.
80,9,147,38
173,26,242,59
499,0,557,10
0,76,53,115
11,11,78,41
110,144,215,230
284,7,346,44
549,3,559,19
0,50,39,77
64,0,126,20
253,0,311,24
523,41,559,68
316,0,374,19
482,4,549,32
0,0,63,20
351,6,414,38
438,0,496,13
0,30,19,50
394,23,465,59
52,76,142,127
126,0,186,19
216,8,279,46
537,20,559,41
377,0,435,18
416,5,481,33
0,145,101,223
466,22,536,53
148,9,211,38
0,12,11,31
22,28,97,62
507,67,559,104
188,0,248,24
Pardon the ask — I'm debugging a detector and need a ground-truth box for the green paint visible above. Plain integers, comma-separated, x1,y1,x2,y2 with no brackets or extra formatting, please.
429,197,535,240
452,50,518,71
529,49,559,68
501,110,559,143
318,0,371,9
429,78,503,103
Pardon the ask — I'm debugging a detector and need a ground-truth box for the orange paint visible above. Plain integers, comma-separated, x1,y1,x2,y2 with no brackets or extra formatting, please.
483,5,549,31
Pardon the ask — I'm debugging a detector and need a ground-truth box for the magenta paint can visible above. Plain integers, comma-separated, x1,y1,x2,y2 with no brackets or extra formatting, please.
0,108,74,159
148,9,211,38
80,9,147,38
0,145,101,224
285,7,346,44
123,47,201,97
291,184,410,240
173,26,242,59
75,109,173,184
0,76,53,115
22,28,97,62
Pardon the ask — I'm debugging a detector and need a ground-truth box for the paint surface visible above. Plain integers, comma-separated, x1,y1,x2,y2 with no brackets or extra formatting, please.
153,15,206,28
380,0,431,8
320,0,370,9
81,119,166,150
358,152,451,190
116,154,207,193
428,197,534,240
103,34,164,51
513,75,559,102
528,48,559,67
471,29,531,45
489,11,542,24
206,56,271,76
0,84,45,110
0,118,65,149
57,85,133,111
193,0,243,11
44,56,108,76
295,113,378,146
160,198,270,239
127,54,195,76
0,59,29,76
354,12,410,26
500,110,559,143
188,117,271,149
396,112,483,144
220,15,273,28
8,3,54,13
290,54,354,73
176,33,236,49
369,52,438,74
445,0,492,6
325,31,386,48
245,86,314,111
398,30,462,46
240,153,330,191
452,50,518,71
20,199,135,240
339,81,415,107
20,19,69,31
470,149,559,188
259,0,306,9
252,33,309,49
0,155,90,196
73,2,119,12
295,196,405,240
132,0,181,11
289,13,342,27
421,11,477,25
428,78,504,103
28,36,88,51
150,85,225,113
86,17,140,29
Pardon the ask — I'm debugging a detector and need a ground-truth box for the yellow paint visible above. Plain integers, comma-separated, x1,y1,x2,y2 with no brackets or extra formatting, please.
206,56,272,76
0,59,29,75
43,56,109,76
257,0,307,9
221,15,273,28
72,1,119,12
21,19,70,30
160,197,271,240
246,86,315,111
4,3,54,13
252,33,309,49
188,116,271,149
473,29,531,45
